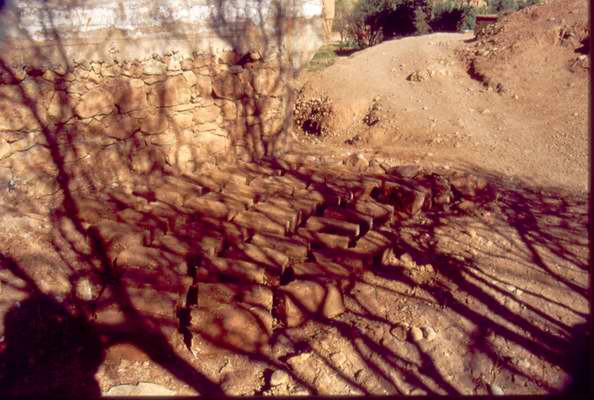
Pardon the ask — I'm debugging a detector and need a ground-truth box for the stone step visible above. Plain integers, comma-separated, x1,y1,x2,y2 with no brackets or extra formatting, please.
116,208,166,232
143,201,186,231
189,283,273,355
295,227,350,250
304,216,360,239
376,180,427,217
224,242,289,273
221,181,260,207
322,207,374,232
201,191,250,213
87,220,146,260
272,193,319,219
193,216,251,245
253,202,301,233
250,233,309,261
351,198,394,227
175,227,226,257
196,255,272,285
231,210,289,236
196,163,249,188
310,230,391,272
278,279,345,328
288,261,351,280
248,175,296,197
115,245,184,271
184,196,239,221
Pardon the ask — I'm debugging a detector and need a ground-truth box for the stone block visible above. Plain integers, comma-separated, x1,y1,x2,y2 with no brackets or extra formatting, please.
197,193,245,219
248,176,294,197
305,216,360,239
46,91,74,123
251,68,285,96
190,303,272,355
280,279,345,327
74,86,114,118
143,59,167,75
295,228,350,250
232,210,289,236
194,216,251,245
352,199,394,227
193,105,220,124
149,75,191,107
250,233,309,261
195,75,213,97
112,81,148,113
289,261,351,280
140,114,169,134
190,283,273,354
170,112,194,129
254,202,301,233
224,242,289,272
182,70,198,87
217,100,238,119
115,245,167,271
212,71,252,99
174,223,226,257
197,256,269,285
196,282,273,309
101,114,140,139
323,207,374,232
184,196,238,221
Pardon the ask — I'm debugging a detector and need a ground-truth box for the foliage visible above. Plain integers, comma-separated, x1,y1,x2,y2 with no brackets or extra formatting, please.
430,1,477,32
293,92,334,137
337,0,544,48
486,0,542,13
342,0,435,48
414,7,431,35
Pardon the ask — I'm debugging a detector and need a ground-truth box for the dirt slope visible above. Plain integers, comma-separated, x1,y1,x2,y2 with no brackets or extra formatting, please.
295,0,589,192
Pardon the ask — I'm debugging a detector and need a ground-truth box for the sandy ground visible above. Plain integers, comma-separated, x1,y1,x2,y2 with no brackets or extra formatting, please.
296,2,589,192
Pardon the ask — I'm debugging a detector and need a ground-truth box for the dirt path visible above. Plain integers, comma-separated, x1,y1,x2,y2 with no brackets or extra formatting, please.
296,31,588,192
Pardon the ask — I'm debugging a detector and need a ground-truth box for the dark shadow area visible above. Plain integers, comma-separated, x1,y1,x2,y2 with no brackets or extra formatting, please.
0,256,104,397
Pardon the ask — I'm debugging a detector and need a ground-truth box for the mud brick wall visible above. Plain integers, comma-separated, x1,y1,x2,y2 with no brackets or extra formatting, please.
0,0,324,201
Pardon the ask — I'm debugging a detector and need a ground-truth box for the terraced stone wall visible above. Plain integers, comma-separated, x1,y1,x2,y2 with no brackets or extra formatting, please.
0,0,324,201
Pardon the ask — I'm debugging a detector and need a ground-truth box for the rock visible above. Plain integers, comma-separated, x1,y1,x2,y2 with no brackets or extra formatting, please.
193,105,220,124
280,279,345,327
75,278,94,301
195,75,213,97
149,75,191,107
251,68,283,96
390,325,407,341
140,114,168,134
489,383,504,395
74,86,114,118
344,153,369,170
407,70,430,82
422,326,437,342
104,382,176,396
270,370,290,386
143,59,167,75
410,326,423,342
389,165,421,178
113,82,148,113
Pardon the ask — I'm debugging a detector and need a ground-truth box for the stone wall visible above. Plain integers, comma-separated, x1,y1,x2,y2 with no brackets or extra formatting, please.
0,0,324,202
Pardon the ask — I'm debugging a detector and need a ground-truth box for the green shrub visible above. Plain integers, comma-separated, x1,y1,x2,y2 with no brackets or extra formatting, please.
343,0,435,47
414,7,431,34
486,0,541,14
430,1,477,32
